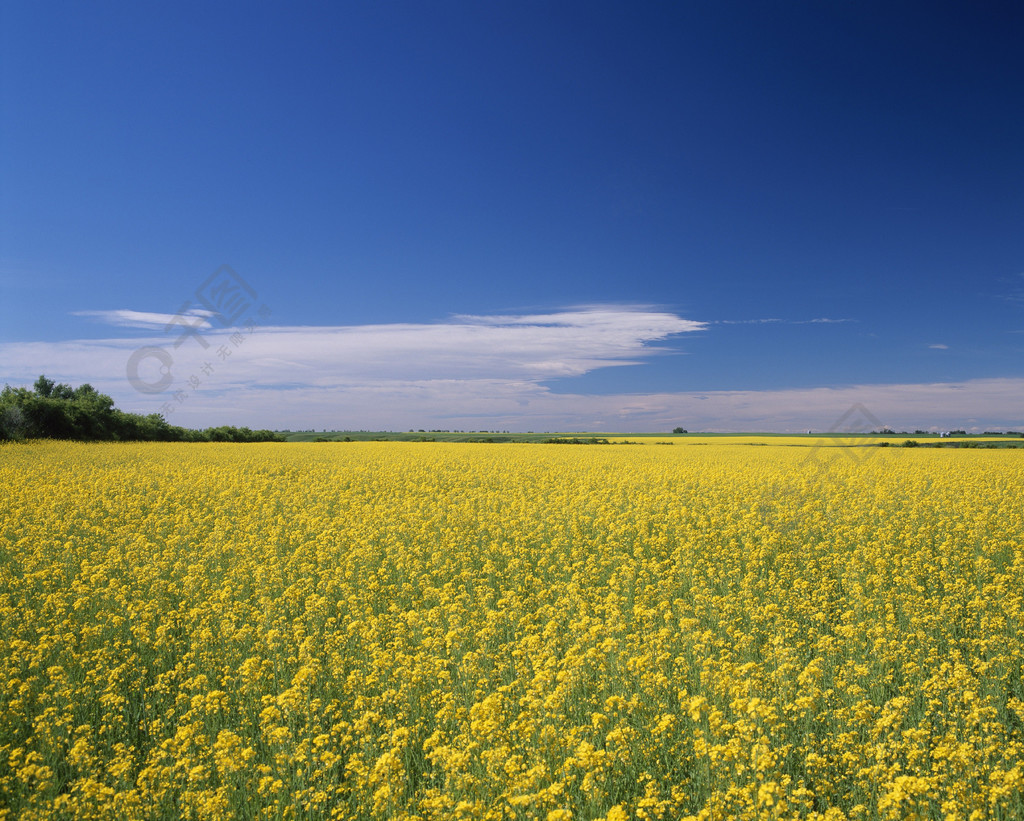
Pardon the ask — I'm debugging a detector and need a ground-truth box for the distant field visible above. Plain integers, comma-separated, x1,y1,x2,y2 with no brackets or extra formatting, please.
2,441,1023,819
284,430,1024,447
285,431,570,443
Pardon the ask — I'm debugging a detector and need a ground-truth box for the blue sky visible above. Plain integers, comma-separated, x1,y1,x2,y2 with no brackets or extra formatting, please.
2,1,1023,432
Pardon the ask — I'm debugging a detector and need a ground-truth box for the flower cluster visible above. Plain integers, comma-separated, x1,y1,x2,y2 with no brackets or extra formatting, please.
1,441,1022,819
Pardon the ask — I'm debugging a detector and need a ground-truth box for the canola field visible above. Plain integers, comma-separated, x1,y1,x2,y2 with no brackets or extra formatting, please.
1,441,1022,820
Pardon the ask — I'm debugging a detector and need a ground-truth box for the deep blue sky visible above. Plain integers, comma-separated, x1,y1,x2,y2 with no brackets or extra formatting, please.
2,2,1023,431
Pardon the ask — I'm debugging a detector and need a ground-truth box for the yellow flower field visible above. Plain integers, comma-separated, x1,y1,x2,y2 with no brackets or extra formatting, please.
1,441,1022,820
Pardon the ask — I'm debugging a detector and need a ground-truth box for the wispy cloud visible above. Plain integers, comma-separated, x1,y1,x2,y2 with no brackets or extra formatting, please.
1,304,702,410
929,343,949,350
712,317,855,325
713,318,785,325
73,308,214,330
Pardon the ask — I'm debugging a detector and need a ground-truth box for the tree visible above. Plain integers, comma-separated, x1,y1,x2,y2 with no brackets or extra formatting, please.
0,403,26,441
0,375,285,442
33,375,55,398
672,427,688,434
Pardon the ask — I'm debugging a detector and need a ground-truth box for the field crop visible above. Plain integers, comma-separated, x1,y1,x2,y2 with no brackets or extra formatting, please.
1,441,1022,820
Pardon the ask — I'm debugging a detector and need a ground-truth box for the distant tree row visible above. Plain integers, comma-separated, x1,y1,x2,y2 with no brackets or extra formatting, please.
0,376,284,443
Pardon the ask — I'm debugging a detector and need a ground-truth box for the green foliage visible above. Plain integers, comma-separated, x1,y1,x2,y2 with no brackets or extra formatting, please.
0,376,284,443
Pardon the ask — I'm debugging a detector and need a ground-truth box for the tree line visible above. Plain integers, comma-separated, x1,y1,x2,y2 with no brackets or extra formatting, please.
0,376,283,443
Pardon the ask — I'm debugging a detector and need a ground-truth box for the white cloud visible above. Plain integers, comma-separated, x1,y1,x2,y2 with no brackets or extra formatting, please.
929,343,949,350
3,308,1021,432
712,317,855,325
1,305,701,415
73,308,214,330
